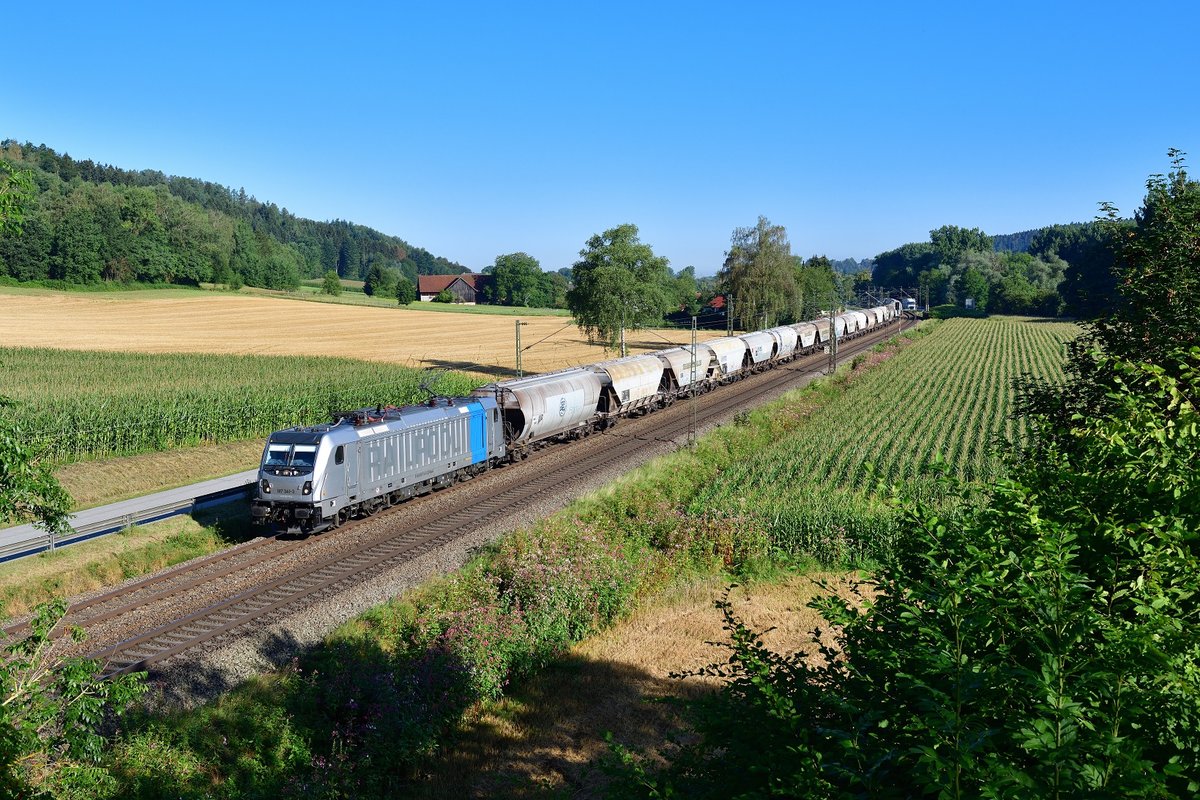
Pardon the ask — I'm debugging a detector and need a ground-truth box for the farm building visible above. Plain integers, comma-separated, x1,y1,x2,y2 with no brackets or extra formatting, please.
417,274,493,304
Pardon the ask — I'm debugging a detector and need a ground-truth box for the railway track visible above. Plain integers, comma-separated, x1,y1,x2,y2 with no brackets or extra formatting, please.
10,320,908,679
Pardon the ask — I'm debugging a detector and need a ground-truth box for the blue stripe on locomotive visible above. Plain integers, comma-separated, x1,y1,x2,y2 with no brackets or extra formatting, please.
468,400,488,464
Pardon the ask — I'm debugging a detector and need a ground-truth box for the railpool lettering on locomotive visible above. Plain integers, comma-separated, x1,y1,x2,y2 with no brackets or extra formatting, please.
251,302,902,534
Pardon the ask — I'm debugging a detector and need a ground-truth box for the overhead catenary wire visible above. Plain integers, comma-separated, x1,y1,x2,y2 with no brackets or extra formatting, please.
520,320,577,352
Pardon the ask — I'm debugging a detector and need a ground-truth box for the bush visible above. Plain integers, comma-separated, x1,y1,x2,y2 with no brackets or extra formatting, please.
0,600,146,797
321,270,341,296
395,277,415,305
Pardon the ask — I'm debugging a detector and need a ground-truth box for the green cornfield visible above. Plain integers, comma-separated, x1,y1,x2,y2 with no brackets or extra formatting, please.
688,316,1080,565
0,348,482,464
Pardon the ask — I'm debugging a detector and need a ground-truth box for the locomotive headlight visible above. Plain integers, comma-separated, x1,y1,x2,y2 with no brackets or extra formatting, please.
260,478,271,494
302,480,312,496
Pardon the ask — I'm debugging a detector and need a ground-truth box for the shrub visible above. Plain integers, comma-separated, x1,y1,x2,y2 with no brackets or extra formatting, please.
395,277,415,305
321,270,341,296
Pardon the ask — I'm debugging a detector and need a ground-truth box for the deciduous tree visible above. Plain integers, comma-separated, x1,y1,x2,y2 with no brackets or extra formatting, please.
794,255,838,320
0,161,35,234
567,224,675,349
929,224,993,266
321,269,341,296
0,598,147,796
0,400,70,536
489,252,544,306
1093,148,1200,364
872,241,936,288
363,262,398,297
959,266,988,310
718,216,796,329
396,276,416,305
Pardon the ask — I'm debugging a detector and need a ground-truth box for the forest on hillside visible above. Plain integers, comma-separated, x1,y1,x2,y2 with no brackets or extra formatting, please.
0,141,467,292
871,221,1121,317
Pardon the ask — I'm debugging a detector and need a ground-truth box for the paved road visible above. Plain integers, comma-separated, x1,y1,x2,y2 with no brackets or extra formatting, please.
0,470,258,563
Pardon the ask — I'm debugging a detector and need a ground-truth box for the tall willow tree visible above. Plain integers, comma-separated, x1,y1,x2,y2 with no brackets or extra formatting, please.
718,216,797,329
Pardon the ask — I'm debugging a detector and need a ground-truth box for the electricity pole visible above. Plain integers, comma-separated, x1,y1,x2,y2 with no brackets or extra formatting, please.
515,319,528,377
689,315,698,450
620,305,627,358
828,304,838,374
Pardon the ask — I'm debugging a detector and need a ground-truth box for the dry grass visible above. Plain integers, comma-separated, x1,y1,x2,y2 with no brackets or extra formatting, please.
54,440,265,509
414,573,858,799
0,512,244,618
0,289,716,377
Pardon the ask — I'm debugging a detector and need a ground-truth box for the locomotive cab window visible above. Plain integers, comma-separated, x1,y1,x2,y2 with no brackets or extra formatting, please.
265,444,290,467
335,445,344,465
291,444,318,470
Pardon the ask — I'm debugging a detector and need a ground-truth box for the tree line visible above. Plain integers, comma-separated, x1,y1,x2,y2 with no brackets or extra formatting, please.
0,141,467,292
0,139,1137,326
562,218,867,349
871,220,1120,316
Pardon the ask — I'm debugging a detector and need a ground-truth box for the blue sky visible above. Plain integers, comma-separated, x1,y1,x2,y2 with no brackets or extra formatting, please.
6,1,1197,275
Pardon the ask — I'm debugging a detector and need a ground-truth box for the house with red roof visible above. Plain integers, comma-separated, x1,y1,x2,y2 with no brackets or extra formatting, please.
416,273,493,304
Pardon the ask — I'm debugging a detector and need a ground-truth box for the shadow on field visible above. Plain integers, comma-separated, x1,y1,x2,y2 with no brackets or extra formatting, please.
122,627,702,799
419,358,519,379
412,653,710,800
192,498,260,545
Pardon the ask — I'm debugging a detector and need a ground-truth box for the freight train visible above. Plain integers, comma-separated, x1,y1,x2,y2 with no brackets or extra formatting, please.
250,302,901,533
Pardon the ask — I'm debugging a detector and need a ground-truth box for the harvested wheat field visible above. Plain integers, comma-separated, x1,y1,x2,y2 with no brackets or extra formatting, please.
0,289,718,377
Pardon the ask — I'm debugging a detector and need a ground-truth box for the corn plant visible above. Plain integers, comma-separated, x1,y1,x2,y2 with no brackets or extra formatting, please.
687,317,1079,563
0,348,482,463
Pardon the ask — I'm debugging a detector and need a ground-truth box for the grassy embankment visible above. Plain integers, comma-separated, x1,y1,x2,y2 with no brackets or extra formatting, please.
87,317,1078,798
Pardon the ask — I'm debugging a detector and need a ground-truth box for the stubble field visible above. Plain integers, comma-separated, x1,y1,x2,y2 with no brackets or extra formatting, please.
0,288,719,469
0,288,711,376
